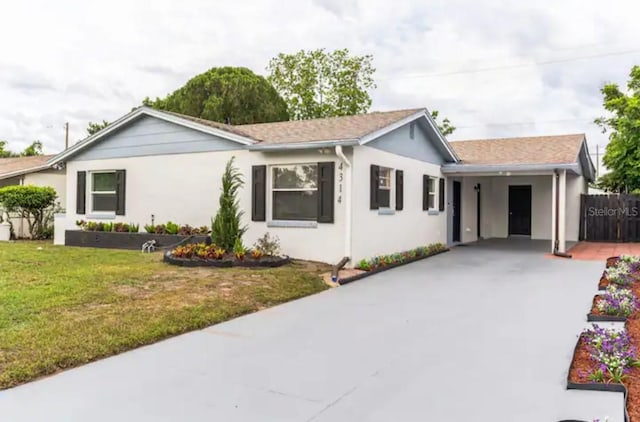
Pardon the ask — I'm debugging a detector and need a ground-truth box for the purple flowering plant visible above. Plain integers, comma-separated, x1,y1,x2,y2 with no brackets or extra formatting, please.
582,325,640,383
596,285,638,317
605,261,636,286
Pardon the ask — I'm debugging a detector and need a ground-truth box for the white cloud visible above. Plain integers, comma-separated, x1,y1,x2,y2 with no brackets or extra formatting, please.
1,0,639,156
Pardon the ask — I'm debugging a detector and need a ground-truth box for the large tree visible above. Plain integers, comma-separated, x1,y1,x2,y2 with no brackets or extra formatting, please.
595,65,640,192
267,48,376,120
87,120,110,136
21,140,43,157
0,141,14,158
143,67,289,124
0,140,43,158
430,110,456,137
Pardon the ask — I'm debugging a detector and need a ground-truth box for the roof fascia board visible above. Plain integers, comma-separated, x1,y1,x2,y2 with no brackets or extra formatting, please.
248,139,359,151
0,165,51,180
441,163,582,175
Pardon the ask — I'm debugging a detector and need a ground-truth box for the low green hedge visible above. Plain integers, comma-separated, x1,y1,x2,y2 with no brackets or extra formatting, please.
355,242,447,271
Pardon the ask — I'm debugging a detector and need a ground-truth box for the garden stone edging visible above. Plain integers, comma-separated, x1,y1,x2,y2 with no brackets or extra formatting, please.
587,313,628,323
566,337,630,422
338,249,449,286
163,251,291,268
65,230,209,250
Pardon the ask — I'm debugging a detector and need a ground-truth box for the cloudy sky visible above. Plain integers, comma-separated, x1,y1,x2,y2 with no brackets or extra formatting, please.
2,0,639,169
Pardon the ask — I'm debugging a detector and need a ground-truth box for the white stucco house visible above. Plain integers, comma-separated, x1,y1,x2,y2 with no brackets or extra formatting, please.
0,155,66,238
48,106,594,265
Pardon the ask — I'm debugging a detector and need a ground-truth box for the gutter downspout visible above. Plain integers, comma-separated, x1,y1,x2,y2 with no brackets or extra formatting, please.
553,169,572,258
332,145,352,280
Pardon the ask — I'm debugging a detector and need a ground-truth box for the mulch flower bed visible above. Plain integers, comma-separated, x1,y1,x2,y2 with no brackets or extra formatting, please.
569,255,640,421
627,315,640,422
164,241,290,268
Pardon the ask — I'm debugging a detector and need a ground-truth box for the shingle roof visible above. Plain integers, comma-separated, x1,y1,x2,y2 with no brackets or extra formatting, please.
164,111,256,139
236,108,424,144
0,155,55,179
449,134,586,165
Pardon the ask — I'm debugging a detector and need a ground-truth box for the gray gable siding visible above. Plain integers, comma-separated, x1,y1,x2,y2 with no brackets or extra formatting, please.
72,115,241,161
367,122,445,165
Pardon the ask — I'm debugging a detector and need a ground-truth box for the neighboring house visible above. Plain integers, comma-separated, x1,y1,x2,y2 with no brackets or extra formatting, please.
0,155,66,237
48,107,594,264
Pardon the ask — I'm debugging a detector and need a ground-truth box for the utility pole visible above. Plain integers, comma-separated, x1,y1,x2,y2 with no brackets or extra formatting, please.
64,122,69,150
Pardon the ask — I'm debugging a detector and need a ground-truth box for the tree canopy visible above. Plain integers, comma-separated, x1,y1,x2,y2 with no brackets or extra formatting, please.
87,120,110,136
596,65,640,192
430,110,456,137
267,48,376,120
0,140,43,157
143,67,289,124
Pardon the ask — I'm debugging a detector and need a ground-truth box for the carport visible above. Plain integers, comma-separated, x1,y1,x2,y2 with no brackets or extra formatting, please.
445,134,596,254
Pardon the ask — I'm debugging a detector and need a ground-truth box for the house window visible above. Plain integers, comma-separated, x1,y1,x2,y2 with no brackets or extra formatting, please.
378,167,391,208
91,171,117,212
427,177,436,209
272,164,318,220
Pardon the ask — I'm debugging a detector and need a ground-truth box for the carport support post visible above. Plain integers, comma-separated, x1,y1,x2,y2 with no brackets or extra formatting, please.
551,174,557,253
558,169,567,253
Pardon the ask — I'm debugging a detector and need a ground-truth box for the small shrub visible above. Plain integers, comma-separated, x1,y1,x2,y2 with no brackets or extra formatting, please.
211,157,247,251
198,225,210,235
165,221,179,235
606,262,635,286
356,259,371,270
233,237,246,260
254,232,281,257
251,248,264,259
154,224,167,235
113,222,130,233
0,185,57,238
144,224,155,233
212,247,226,259
128,223,139,233
597,285,638,317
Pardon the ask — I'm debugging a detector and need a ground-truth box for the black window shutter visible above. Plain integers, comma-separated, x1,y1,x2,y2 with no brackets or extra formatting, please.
395,170,404,211
370,165,380,210
423,175,429,211
317,161,335,223
251,165,266,221
115,170,126,215
439,178,445,211
76,171,86,215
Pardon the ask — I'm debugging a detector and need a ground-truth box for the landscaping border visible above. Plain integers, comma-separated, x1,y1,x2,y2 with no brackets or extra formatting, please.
586,313,627,322
65,230,208,250
566,337,630,422
587,294,628,322
338,249,449,285
163,251,291,268
598,272,608,291
607,256,620,268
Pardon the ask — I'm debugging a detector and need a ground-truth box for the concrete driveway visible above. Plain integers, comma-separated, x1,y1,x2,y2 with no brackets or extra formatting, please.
0,240,624,421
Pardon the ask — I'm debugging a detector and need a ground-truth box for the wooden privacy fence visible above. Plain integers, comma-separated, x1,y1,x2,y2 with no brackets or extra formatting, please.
580,194,640,242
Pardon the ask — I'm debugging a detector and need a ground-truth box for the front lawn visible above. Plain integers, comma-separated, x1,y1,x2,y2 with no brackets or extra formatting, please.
0,242,329,389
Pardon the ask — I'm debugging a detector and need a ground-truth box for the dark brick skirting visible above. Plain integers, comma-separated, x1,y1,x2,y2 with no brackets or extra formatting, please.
65,230,209,250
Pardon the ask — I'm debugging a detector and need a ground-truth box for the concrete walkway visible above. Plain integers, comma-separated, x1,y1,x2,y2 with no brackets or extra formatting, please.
569,241,640,261
0,240,624,421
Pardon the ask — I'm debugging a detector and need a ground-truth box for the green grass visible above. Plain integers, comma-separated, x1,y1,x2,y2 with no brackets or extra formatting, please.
0,242,329,389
